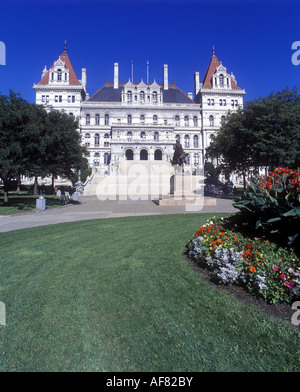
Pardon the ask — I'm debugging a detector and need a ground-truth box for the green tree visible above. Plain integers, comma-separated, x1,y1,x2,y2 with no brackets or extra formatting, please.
206,87,300,187
0,91,33,203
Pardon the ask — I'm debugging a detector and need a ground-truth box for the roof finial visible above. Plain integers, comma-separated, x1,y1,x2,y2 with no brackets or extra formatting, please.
212,45,215,56
64,40,67,53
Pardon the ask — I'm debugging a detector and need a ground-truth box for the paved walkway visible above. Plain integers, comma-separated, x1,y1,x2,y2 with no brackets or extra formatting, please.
0,196,236,233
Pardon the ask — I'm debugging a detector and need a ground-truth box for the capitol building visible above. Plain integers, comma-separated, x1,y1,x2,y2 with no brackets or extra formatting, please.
33,44,245,179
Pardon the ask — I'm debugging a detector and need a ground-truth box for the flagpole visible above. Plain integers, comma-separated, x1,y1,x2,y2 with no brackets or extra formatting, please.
147,60,149,84
131,60,133,82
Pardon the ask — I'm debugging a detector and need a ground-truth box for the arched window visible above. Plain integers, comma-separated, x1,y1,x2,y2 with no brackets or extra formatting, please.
140,115,145,124
193,135,199,147
184,116,189,126
140,131,146,140
184,134,190,147
152,91,157,103
193,116,198,127
127,91,132,103
84,133,90,147
140,91,145,103
104,133,110,146
57,69,62,81
94,133,100,146
125,149,134,160
175,134,180,143
175,115,180,126
94,153,100,166
86,114,90,125
104,153,110,165
154,149,162,160
219,74,224,86
127,114,132,124
140,149,148,160
104,114,109,125
69,112,73,117
221,115,226,125
154,131,159,142
153,115,158,124
95,114,100,125
194,153,199,165
209,115,214,126
127,131,133,141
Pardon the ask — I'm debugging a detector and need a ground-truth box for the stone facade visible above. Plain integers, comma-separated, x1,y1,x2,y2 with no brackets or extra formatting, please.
33,44,245,173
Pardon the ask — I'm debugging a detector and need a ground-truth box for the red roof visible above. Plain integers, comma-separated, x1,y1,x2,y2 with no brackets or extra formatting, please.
202,48,242,90
37,46,80,85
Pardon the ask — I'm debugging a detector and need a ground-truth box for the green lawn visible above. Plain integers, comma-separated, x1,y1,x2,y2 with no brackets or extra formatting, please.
0,193,72,215
0,213,299,372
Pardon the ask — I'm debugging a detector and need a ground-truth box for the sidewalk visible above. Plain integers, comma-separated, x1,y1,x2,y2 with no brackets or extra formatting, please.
0,196,237,233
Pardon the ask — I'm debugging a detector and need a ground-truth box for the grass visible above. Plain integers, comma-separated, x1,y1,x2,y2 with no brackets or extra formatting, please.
0,213,300,371
0,192,74,215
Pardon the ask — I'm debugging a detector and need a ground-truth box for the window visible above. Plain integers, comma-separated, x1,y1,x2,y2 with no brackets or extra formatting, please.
193,116,198,127
211,99,214,106
140,91,145,103
94,133,100,146
127,114,132,124
104,114,109,125
154,131,159,142
140,115,145,124
184,134,190,147
223,99,226,106
69,112,73,117
127,131,133,141
94,153,100,166
207,99,211,106
235,100,238,106
127,91,132,103
68,96,71,103
231,100,235,107
72,96,75,103
104,153,110,165
86,114,90,125
95,114,100,125
209,115,214,126
219,99,223,106
194,153,199,165
104,133,110,146
153,91,157,103
219,74,224,86
59,95,62,103
153,115,158,124
57,69,62,81
193,135,199,147
46,95,49,103
140,131,146,140
84,133,90,147
175,115,180,126
175,134,181,143
42,95,45,103
184,116,189,126
221,116,226,125
65,73,68,81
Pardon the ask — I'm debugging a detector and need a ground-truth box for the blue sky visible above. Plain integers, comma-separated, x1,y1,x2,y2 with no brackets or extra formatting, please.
0,0,299,103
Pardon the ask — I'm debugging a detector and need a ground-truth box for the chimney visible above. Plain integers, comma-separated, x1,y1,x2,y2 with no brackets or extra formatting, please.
163,64,168,90
114,63,119,89
81,68,87,91
194,72,200,96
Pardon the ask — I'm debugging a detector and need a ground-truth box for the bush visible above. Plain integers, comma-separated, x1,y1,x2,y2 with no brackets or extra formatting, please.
231,167,300,252
186,216,300,304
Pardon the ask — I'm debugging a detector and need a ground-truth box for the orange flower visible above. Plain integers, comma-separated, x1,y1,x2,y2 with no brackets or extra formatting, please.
249,266,256,273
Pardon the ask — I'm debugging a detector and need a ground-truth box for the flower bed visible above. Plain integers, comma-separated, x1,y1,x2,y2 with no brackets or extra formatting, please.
186,216,300,304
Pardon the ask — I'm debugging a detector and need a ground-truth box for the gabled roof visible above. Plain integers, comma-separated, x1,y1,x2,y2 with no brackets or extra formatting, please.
202,48,242,90
36,44,81,86
87,82,195,104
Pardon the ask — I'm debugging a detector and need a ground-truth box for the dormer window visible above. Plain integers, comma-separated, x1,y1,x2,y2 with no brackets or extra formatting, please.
140,91,145,103
219,74,224,86
127,91,132,103
57,69,62,82
153,91,157,103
